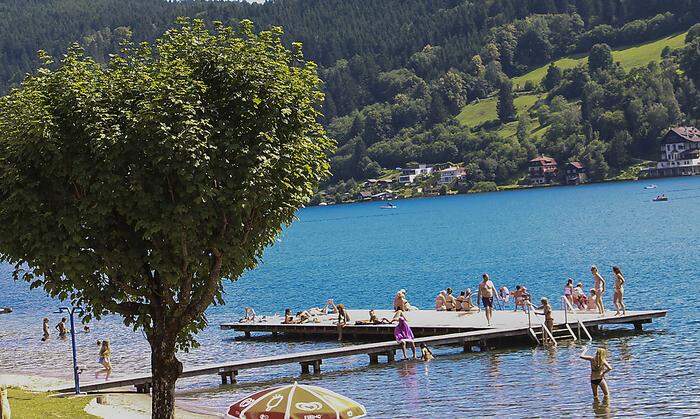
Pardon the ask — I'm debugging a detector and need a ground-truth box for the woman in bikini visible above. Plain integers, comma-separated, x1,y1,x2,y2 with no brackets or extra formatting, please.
612,266,626,315
563,278,574,307
580,346,612,401
591,266,606,315
95,340,113,380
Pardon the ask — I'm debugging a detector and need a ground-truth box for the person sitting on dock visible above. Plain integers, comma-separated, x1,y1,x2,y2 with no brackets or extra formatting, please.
394,312,417,360
394,290,405,311
355,309,391,325
445,288,457,311
455,291,465,311
420,343,434,362
435,290,447,311
283,308,295,324
587,289,598,311
240,307,256,323
460,289,480,312
572,283,587,310
478,274,497,326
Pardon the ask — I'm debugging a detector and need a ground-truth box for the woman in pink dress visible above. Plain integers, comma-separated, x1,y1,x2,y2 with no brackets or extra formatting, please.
394,313,417,360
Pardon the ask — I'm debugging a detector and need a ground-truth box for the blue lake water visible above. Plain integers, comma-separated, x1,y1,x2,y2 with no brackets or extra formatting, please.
2,177,700,417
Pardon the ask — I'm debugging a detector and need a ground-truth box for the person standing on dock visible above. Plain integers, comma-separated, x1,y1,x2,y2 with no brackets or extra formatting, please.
591,266,606,315
612,266,626,316
478,274,497,326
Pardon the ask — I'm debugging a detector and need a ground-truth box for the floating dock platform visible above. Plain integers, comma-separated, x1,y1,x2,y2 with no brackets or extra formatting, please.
55,308,665,394
221,308,666,340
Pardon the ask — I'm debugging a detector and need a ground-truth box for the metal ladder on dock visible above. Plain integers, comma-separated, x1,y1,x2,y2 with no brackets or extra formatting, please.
526,296,592,346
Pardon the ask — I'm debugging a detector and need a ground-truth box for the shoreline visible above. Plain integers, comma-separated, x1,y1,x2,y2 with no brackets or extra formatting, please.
0,373,220,418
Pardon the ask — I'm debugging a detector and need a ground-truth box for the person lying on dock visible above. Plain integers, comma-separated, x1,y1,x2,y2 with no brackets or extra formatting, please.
355,309,392,325
420,343,434,362
435,290,447,311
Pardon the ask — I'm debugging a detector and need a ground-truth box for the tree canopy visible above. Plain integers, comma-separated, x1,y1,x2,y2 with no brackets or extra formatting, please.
0,18,332,418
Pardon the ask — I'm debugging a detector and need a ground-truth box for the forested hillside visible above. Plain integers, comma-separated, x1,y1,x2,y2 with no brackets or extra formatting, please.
2,0,700,191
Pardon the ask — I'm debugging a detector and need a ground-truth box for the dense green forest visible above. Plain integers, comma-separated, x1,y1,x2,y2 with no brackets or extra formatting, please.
1,0,699,189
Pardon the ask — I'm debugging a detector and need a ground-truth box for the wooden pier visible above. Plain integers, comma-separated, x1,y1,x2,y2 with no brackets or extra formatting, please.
55,308,665,394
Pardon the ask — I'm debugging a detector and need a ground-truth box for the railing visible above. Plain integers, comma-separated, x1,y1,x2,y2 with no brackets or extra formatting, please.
577,319,593,341
540,319,557,347
560,295,576,325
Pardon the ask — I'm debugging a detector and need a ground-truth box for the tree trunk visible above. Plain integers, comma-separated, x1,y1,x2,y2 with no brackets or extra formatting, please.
150,336,183,419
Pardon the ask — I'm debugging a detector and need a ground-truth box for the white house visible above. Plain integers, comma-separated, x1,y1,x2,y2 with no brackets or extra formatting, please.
438,166,466,184
398,164,433,184
648,127,700,177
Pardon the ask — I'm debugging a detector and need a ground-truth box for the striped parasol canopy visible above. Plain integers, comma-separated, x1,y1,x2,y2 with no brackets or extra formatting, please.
227,382,367,419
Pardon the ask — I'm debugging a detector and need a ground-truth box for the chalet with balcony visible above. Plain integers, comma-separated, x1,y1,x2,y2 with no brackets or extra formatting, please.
565,161,587,185
645,127,700,177
528,156,558,185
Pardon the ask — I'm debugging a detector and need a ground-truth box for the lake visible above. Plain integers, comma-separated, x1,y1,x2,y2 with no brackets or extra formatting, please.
1,177,700,417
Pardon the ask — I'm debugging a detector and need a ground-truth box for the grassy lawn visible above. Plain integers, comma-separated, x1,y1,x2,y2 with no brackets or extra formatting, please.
513,31,688,88
6,388,96,419
456,93,542,127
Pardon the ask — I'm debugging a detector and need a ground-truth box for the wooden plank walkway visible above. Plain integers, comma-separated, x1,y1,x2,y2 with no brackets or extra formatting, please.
54,309,665,394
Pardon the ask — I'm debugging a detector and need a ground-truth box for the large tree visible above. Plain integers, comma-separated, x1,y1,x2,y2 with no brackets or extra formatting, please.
497,79,517,123
0,19,332,419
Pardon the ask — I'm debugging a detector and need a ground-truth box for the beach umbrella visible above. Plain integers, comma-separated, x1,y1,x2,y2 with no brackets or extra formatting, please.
227,382,366,419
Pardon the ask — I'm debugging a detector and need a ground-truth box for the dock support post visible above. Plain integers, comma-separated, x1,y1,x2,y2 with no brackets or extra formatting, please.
300,360,321,375
479,340,488,351
219,370,238,385
369,353,379,365
386,350,395,363
634,322,643,332
135,382,151,394
272,331,278,337
244,331,251,338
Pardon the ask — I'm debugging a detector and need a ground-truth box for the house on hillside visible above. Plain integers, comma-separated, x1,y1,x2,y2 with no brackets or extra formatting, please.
528,156,558,185
565,161,587,185
438,166,467,184
398,164,433,184
355,191,373,201
644,127,700,177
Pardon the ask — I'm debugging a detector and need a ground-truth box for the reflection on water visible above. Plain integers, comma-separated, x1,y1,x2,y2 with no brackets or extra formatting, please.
2,177,700,417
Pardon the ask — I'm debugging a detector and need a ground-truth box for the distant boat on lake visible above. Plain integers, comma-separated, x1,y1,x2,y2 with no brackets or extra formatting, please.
653,194,668,202
380,203,397,209
645,184,657,189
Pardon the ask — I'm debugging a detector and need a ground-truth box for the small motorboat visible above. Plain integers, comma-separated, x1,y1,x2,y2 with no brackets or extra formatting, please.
380,203,397,209
644,184,657,189
652,194,668,202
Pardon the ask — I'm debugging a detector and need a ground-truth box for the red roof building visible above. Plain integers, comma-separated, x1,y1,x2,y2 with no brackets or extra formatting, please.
528,156,558,184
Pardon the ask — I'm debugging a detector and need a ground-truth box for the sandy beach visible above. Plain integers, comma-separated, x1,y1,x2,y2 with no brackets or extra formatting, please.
0,373,219,418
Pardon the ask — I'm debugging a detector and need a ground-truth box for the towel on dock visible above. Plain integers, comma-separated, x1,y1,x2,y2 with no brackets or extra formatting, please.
394,317,415,342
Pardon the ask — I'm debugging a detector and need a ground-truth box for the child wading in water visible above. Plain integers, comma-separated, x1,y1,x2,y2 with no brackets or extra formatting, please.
41,317,50,341
95,340,113,380
580,346,612,401
531,298,554,345
420,343,434,362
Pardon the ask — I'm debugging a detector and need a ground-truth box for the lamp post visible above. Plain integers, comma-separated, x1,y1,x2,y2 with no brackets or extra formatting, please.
57,306,84,395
